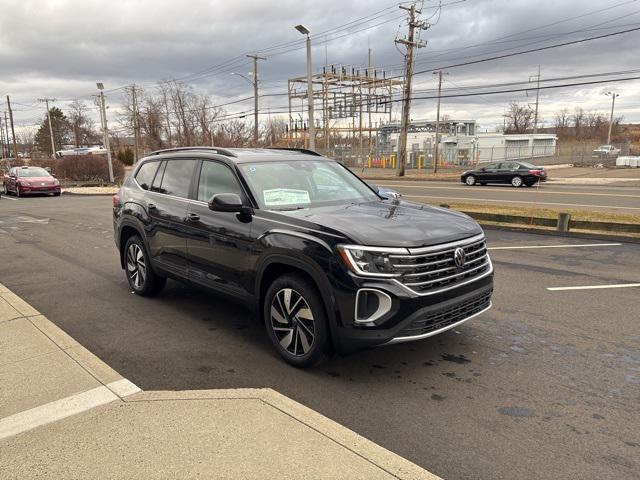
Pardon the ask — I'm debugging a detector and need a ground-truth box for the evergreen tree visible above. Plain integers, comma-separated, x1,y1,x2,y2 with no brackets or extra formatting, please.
34,107,70,156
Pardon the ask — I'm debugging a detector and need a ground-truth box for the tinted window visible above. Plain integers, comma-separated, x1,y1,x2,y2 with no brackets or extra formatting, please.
197,161,243,202
135,161,159,190
159,160,196,198
151,161,166,192
518,162,535,169
485,163,499,169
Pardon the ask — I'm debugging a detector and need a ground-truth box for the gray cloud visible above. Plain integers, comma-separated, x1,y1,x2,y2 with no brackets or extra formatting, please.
2,0,639,131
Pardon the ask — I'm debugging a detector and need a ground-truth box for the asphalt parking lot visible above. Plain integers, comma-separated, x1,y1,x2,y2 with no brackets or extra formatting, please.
1,194,638,480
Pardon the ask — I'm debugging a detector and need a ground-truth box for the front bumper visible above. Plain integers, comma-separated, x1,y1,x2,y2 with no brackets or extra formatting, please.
18,185,61,194
332,265,494,352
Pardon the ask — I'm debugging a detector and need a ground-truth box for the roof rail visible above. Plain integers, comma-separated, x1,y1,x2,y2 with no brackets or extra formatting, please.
265,147,322,156
148,146,237,157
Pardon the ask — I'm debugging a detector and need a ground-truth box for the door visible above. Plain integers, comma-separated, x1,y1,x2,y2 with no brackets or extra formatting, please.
478,162,499,182
497,162,518,183
145,158,197,277
186,160,254,297
6,168,16,192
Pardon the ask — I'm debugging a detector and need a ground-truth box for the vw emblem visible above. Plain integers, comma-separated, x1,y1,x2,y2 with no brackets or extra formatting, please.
454,247,466,268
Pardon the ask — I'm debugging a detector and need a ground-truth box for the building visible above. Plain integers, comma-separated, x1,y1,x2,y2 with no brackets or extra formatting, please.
376,119,557,167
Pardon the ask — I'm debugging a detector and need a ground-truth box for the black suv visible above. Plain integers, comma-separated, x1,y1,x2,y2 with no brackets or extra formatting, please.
113,147,493,366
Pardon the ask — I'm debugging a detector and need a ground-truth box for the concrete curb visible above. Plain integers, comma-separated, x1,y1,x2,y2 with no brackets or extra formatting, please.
480,223,640,244
126,390,440,480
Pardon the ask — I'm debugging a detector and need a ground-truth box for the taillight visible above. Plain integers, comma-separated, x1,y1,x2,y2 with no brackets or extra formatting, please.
112,193,120,207
530,170,542,176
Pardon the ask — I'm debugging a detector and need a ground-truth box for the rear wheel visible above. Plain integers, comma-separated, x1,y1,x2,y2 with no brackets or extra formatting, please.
264,274,330,367
511,176,523,187
465,175,476,186
124,235,166,296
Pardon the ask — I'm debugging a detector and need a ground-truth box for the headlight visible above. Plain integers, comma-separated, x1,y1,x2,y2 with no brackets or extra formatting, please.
18,180,30,186
337,245,406,277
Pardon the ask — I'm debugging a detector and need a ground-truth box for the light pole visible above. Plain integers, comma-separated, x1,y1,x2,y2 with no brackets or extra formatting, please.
97,83,115,183
295,24,315,151
605,91,619,145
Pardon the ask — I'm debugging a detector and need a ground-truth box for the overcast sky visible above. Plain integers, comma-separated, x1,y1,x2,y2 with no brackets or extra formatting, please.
1,0,639,135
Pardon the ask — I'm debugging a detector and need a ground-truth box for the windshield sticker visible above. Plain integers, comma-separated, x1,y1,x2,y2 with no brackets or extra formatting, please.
263,188,311,206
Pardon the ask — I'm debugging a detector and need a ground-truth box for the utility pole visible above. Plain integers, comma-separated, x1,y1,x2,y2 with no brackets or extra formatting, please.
6,96,18,159
246,54,266,144
433,71,447,174
96,83,115,183
605,91,619,145
0,113,5,158
37,98,57,157
530,65,541,133
395,4,428,176
129,85,140,162
3,112,10,158
295,25,315,151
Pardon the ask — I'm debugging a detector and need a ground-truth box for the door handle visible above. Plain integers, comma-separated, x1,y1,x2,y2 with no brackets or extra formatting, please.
148,203,156,210
187,213,200,222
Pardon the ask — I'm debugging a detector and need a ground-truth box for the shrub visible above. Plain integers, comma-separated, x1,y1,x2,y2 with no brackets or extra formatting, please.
116,147,135,166
39,155,125,183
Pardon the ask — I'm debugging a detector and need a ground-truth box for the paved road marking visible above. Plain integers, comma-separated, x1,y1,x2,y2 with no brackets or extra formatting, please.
402,194,640,211
547,283,640,291
1,195,17,201
0,379,141,440
0,386,117,440
488,243,622,251
381,183,640,198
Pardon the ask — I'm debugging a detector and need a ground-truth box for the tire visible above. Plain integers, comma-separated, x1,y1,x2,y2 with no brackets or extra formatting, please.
479,182,487,186
15,185,20,197
53,192,61,197
465,175,476,186
124,235,166,296
264,273,330,368
2,183,7,195
511,176,523,188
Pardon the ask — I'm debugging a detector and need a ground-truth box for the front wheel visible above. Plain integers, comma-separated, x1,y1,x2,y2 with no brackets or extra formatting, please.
264,274,330,367
15,185,20,197
511,176,523,187
465,175,476,186
124,235,166,296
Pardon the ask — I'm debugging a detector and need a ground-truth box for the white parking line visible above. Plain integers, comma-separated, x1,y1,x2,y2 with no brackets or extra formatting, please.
547,283,640,291
1,195,17,201
488,243,622,251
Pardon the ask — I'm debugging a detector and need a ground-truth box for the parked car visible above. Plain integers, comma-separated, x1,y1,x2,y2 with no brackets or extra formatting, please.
113,147,493,367
461,161,547,187
592,145,620,158
3,166,61,197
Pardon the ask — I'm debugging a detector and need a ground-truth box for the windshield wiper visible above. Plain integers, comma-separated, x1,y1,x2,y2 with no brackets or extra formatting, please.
273,206,307,211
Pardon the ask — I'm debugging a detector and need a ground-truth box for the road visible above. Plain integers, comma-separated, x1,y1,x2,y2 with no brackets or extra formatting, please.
376,180,640,214
1,195,639,480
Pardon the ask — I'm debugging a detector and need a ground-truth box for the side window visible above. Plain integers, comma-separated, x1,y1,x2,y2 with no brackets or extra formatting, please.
197,161,243,202
151,161,166,192
485,163,499,169
159,159,197,198
134,161,159,191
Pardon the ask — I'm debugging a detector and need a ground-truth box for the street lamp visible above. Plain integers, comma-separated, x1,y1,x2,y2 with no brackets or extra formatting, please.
294,24,315,151
605,91,619,145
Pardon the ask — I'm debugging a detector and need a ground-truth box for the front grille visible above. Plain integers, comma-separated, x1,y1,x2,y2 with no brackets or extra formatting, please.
397,290,492,338
389,235,490,294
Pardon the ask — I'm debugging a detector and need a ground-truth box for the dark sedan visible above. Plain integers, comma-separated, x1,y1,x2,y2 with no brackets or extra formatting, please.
461,161,547,187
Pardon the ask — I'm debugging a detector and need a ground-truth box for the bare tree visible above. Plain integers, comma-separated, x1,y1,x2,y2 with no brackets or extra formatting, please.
504,102,534,133
67,100,98,147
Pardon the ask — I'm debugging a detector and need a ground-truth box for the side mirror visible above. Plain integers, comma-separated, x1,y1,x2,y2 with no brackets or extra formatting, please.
9,173,16,178
208,193,246,213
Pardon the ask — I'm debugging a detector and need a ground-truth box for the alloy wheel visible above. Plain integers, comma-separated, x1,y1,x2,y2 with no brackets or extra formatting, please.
270,288,315,356
126,243,147,289
465,175,476,186
511,176,523,187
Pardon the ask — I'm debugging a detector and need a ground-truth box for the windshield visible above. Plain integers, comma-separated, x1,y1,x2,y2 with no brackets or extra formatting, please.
18,167,50,178
239,160,379,210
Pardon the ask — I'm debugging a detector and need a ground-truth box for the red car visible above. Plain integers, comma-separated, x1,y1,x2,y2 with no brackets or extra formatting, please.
3,166,61,197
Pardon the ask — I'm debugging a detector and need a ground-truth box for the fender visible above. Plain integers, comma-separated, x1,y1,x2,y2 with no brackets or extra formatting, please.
254,231,343,347
117,209,151,270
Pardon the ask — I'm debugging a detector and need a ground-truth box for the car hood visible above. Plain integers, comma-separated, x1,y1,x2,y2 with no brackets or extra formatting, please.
280,200,483,248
